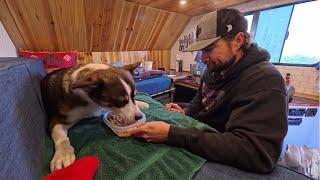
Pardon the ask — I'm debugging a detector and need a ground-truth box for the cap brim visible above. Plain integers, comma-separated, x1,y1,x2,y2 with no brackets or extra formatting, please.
183,36,221,52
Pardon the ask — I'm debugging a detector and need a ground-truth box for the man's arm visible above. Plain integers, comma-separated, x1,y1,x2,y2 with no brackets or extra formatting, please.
168,90,288,173
183,71,208,116
183,89,203,116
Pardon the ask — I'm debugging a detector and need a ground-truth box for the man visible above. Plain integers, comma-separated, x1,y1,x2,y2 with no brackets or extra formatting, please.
127,8,288,173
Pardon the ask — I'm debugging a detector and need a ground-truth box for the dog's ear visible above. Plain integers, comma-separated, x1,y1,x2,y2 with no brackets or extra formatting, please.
122,62,141,73
71,73,102,90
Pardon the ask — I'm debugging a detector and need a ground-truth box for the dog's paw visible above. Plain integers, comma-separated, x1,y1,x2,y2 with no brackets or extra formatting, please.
50,144,75,172
136,100,149,109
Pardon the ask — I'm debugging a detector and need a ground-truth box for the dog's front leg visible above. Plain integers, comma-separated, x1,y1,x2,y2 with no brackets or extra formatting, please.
135,100,149,109
50,123,75,172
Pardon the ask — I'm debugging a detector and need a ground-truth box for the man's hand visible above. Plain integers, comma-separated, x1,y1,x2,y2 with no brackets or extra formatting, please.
126,121,170,143
165,103,185,114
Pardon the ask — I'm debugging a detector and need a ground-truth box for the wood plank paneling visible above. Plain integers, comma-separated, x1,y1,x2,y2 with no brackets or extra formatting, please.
135,9,159,50
188,0,252,15
128,0,309,16
48,0,87,51
120,3,140,51
107,0,124,51
4,0,39,50
113,1,133,51
126,5,147,51
84,0,104,52
0,0,190,51
5,0,304,52
78,50,170,70
30,0,57,50
145,12,169,50
153,12,190,50
143,11,164,50
78,52,93,64
0,0,26,49
230,0,309,13
1,0,305,52
127,0,252,16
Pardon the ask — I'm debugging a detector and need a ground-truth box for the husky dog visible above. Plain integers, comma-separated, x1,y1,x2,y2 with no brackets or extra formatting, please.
41,62,149,172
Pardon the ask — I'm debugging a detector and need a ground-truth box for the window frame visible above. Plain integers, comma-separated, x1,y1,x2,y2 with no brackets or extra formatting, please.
244,0,319,67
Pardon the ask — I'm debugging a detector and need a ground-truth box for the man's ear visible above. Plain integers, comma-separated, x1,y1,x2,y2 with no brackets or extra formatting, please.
71,72,102,91
122,62,141,73
233,32,245,52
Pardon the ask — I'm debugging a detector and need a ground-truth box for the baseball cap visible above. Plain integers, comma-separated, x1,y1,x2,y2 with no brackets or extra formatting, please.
183,9,248,52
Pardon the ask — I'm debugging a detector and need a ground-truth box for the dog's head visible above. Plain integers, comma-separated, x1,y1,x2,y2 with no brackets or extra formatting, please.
71,62,144,124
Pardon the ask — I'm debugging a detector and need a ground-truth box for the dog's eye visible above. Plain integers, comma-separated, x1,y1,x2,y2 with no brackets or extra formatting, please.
114,99,129,108
111,96,129,108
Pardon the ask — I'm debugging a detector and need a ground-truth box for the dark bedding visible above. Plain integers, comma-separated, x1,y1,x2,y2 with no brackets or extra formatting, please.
135,76,172,95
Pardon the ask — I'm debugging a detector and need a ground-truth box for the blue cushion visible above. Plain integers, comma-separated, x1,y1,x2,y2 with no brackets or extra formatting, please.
0,58,47,180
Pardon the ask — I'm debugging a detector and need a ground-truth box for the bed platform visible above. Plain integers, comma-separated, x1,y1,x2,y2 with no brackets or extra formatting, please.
135,76,175,104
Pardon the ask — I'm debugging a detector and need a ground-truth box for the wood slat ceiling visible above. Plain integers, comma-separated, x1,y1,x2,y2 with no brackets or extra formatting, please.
0,0,190,51
0,0,303,52
127,0,253,16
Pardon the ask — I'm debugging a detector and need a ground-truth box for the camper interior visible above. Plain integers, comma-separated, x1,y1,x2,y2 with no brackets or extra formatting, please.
0,0,319,179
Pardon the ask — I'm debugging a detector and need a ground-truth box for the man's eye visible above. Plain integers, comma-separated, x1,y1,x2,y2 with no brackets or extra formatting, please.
202,48,212,53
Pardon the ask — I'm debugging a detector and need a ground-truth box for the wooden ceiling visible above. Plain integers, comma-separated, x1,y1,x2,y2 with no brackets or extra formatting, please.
0,0,190,51
0,0,304,52
127,0,253,16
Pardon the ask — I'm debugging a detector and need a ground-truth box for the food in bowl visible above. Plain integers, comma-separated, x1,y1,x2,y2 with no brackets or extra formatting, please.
107,113,135,127
103,111,146,137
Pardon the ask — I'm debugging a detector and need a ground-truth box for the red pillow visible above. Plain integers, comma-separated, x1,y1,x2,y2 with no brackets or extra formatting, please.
18,49,78,68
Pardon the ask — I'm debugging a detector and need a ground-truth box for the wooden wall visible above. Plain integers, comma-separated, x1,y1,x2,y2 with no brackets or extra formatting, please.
231,0,309,13
127,0,252,16
127,0,308,16
0,0,190,52
78,50,170,70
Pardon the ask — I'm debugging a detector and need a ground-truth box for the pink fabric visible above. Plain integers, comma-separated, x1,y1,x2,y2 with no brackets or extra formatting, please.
19,50,78,68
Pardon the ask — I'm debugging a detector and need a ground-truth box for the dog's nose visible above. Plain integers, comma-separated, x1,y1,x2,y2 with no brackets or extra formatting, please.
135,114,142,121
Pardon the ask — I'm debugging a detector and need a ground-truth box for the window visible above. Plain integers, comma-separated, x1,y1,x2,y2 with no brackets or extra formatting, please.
281,1,320,65
244,14,253,33
254,6,293,63
249,1,320,66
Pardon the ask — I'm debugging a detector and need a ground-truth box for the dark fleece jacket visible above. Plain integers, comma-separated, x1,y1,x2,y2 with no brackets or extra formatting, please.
168,44,288,173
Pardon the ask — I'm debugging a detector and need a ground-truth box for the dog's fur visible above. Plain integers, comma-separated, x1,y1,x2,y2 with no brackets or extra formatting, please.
41,62,149,172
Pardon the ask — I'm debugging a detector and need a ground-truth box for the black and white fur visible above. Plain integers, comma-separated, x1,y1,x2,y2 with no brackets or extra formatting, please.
41,62,149,172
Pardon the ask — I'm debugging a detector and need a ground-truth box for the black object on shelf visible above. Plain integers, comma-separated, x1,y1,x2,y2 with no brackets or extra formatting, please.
176,60,183,72
288,108,306,116
173,84,197,103
305,108,318,117
288,118,302,125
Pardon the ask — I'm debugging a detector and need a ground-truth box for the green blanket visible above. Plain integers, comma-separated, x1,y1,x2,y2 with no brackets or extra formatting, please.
40,93,215,179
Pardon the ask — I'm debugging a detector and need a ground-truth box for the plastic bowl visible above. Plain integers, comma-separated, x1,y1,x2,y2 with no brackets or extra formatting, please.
103,111,146,137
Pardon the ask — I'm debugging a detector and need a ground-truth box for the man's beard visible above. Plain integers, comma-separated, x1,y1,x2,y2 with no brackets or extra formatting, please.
206,55,237,73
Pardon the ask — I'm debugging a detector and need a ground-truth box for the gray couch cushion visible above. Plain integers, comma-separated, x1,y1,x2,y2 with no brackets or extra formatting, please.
192,162,311,180
0,58,47,180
